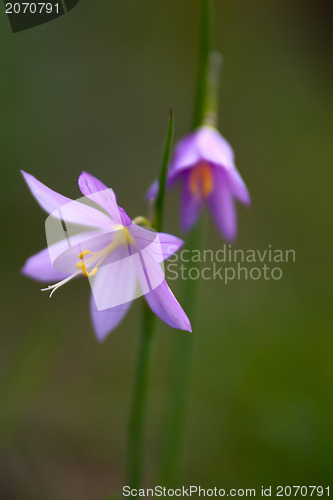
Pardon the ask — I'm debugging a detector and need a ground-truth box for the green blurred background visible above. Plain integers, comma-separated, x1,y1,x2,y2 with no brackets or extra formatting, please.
0,0,332,498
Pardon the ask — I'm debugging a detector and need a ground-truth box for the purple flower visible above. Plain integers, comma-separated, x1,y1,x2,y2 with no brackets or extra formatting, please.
21,171,191,340
147,126,250,241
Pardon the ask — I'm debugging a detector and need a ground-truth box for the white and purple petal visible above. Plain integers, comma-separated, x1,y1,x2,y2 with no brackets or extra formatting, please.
78,171,132,226
89,246,137,312
129,225,184,263
21,171,110,229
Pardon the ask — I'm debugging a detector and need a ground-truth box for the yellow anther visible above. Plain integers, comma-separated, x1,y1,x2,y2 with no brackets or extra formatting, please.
75,228,135,279
81,261,89,278
189,162,213,198
80,262,97,278
86,267,98,277
78,250,91,260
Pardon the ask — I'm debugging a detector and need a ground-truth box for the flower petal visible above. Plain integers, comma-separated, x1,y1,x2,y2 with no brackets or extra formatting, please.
195,126,235,170
90,294,132,341
144,279,192,332
137,248,190,331
21,171,110,228
151,232,184,262
47,229,116,274
145,176,177,201
89,245,139,339
169,131,202,174
78,171,132,226
146,179,158,200
89,247,137,312
21,246,71,282
181,171,203,232
129,226,184,262
169,126,235,177
208,168,237,241
228,168,251,205
22,229,110,281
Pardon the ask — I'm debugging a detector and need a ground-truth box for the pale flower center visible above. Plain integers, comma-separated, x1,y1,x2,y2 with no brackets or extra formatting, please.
75,225,133,278
41,225,134,297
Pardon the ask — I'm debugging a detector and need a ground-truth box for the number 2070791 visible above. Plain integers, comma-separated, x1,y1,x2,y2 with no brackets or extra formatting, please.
5,3,60,14
276,486,330,497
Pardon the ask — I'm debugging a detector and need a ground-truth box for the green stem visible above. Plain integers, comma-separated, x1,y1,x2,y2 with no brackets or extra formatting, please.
125,111,174,492
126,302,155,491
160,219,204,486
160,0,215,486
192,0,212,129
152,109,174,232
204,51,223,127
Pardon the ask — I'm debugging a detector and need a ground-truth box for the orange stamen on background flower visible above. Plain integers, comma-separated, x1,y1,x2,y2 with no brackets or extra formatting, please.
189,162,213,198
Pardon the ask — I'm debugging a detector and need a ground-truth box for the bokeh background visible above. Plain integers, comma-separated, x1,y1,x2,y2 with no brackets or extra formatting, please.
1,0,332,498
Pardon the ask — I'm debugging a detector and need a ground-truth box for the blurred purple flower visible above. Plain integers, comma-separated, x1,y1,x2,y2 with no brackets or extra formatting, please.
21,171,191,340
147,126,250,241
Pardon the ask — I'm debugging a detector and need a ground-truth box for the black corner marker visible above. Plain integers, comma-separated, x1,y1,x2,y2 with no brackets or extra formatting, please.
3,0,80,33
63,0,79,12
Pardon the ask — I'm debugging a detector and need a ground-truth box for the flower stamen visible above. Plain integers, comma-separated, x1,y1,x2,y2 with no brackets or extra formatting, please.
42,226,136,298
189,162,213,198
75,226,134,278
